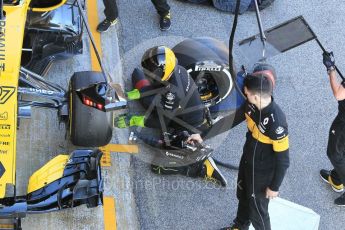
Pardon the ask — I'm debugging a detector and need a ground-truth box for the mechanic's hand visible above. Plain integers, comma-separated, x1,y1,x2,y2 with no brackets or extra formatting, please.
114,115,130,128
129,115,145,127
114,115,145,128
186,134,203,144
266,187,279,199
323,51,335,71
126,89,140,100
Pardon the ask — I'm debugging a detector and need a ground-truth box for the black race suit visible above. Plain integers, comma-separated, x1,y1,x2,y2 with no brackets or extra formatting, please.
234,99,290,230
151,0,170,17
132,66,205,133
102,0,119,21
327,99,345,186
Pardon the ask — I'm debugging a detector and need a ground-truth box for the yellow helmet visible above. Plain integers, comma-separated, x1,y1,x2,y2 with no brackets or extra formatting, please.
141,46,176,81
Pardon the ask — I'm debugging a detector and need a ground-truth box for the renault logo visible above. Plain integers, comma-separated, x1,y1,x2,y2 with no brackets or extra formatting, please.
0,112,7,120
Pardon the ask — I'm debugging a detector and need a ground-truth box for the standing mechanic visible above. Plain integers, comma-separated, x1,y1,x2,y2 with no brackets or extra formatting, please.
115,45,227,186
222,69,290,230
320,52,345,206
97,0,171,32
151,0,172,31
97,0,119,32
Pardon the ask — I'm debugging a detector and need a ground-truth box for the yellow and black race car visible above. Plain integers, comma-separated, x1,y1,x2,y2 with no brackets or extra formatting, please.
0,0,126,228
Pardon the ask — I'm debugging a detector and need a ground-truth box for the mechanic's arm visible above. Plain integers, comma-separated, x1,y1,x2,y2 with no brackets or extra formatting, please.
323,51,345,101
126,84,167,101
233,104,246,127
126,68,162,101
328,70,345,101
126,88,141,100
267,126,290,198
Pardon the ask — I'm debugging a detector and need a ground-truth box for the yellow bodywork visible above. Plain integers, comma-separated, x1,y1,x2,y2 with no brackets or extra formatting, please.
0,1,33,198
27,155,68,194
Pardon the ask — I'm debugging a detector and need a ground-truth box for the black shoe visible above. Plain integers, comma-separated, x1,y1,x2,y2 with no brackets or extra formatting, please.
202,157,227,187
221,221,251,230
159,12,171,31
97,18,118,33
334,193,345,206
320,169,344,193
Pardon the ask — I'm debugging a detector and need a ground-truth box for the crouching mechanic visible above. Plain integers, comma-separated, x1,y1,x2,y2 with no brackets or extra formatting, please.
115,45,227,186
320,51,345,206
222,69,290,230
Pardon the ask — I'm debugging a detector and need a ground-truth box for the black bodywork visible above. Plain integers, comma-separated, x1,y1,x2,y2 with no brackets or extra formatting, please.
0,149,103,218
22,2,82,76
18,0,126,118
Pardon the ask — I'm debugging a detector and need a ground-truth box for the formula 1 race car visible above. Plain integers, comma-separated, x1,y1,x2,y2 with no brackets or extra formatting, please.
0,0,126,228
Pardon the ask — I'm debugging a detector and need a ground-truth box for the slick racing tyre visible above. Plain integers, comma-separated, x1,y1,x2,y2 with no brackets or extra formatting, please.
173,37,233,106
69,71,112,147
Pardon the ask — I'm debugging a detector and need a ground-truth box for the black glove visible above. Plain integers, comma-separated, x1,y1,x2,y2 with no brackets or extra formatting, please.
323,51,335,71
163,131,190,149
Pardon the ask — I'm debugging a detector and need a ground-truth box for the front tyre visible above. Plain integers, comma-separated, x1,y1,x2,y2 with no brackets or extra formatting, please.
69,71,112,147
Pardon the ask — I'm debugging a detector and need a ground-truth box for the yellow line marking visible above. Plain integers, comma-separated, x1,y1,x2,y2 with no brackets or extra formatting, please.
103,196,117,230
86,0,102,71
100,149,112,167
86,1,137,166
85,2,118,229
0,224,14,229
102,144,139,154
0,224,14,228
100,144,139,167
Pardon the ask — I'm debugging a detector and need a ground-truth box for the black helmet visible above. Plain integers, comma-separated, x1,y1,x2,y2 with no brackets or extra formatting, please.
195,72,219,103
141,46,176,81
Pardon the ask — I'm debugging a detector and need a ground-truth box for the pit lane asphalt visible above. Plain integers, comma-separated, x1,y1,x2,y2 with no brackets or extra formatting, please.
116,0,345,229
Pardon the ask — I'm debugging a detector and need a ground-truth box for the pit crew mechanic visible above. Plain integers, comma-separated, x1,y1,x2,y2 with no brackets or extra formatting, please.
115,46,227,186
222,69,290,230
320,51,345,206
97,0,172,32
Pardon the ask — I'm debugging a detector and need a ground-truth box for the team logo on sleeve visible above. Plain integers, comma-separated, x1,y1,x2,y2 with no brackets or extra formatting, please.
275,126,285,135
